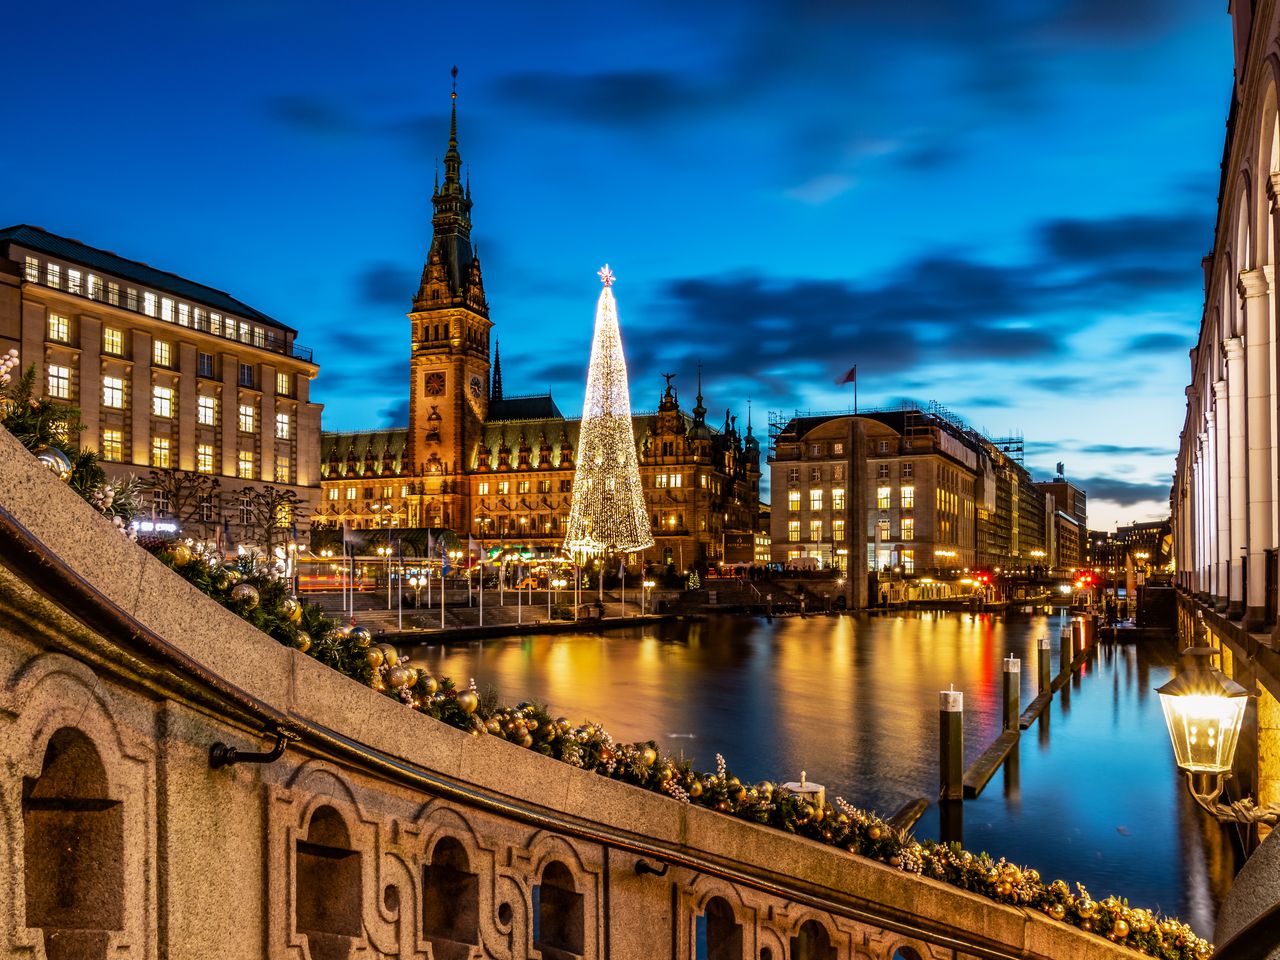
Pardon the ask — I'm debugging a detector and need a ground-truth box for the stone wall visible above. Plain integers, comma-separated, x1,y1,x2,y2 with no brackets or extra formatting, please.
0,426,1127,959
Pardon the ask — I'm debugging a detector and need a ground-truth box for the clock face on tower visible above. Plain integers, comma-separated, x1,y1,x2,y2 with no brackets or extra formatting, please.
470,375,484,399
424,372,445,396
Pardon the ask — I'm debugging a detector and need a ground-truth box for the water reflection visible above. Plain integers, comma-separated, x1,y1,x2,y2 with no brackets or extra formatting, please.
408,610,1232,938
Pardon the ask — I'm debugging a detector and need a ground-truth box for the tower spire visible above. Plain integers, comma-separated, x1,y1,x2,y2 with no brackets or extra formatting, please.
491,340,504,401
693,361,707,421
443,65,463,195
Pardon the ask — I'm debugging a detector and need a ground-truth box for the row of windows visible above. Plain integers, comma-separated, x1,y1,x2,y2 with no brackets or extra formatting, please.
787,464,847,483
806,441,846,457
788,519,850,541
877,462,914,479
26,255,291,357
878,485,915,509
47,314,294,395
788,488,848,511
99,428,291,482
93,376,290,436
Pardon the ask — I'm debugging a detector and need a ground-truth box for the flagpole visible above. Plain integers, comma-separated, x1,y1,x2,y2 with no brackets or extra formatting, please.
397,542,403,632
479,559,484,627
854,364,858,415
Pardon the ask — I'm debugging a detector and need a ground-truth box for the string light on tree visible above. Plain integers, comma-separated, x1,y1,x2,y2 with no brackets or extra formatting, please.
563,265,654,558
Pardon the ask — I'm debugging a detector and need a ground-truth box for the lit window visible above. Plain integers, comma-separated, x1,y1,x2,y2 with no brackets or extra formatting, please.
276,371,290,395
833,519,845,540
902,549,915,574
788,520,800,542
177,303,190,326
103,327,123,355
497,480,510,495
239,321,250,343
238,451,254,479
23,256,38,282
152,386,173,418
381,485,393,498
47,313,69,342
194,307,205,330
275,455,291,484
478,481,490,495
210,313,222,337
276,412,291,440
161,297,174,322
327,487,338,500
253,327,266,348
197,396,217,425
153,340,171,366
810,490,823,510
275,500,292,527
877,486,891,509
700,474,708,488
67,269,82,295
518,480,530,493
901,518,915,540
902,462,914,479
88,275,103,300
108,282,120,306
151,436,171,468
238,404,256,433
46,264,61,288
46,365,70,399
126,288,138,311
197,444,214,474
345,487,356,500
833,442,844,455
671,473,683,488
876,519,890,540
788,490,801,511
901,486,915,509
102,377,125,408
656,474,668,488
143,292,158,317
832,488,846,510
538,479,551,493
810,519,823,541
101,429,122,462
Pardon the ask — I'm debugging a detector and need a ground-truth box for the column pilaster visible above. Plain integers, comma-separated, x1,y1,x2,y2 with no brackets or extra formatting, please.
1226,336,1248,619
1214,379,1231,611
1240,268,1275,627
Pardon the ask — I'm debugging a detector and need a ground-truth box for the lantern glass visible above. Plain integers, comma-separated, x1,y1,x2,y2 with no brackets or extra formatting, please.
1158,690,1247,775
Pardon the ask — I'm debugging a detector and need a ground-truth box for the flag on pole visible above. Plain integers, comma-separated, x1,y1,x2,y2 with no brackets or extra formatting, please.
836,364,856,386
467,534,479,564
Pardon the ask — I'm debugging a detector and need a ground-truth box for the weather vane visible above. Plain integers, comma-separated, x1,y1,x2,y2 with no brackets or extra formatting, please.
451,65,458,100
597,264,615,287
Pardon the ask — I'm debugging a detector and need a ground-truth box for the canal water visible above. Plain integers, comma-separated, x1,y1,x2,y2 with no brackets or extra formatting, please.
407,610,1234,938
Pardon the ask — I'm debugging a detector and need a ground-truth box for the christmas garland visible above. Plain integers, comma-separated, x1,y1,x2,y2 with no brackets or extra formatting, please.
0,364,1211,959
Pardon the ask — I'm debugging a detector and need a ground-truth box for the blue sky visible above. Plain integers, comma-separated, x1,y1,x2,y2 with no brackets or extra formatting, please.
2,1,1230,529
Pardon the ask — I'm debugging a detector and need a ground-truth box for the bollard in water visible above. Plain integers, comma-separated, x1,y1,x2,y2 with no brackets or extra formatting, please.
1060,624,1072,677
939,686,964,801
1003,656,1020,732
1038,634,1051,693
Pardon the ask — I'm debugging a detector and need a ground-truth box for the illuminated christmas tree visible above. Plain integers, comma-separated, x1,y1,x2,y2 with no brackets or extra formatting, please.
563,266,654,558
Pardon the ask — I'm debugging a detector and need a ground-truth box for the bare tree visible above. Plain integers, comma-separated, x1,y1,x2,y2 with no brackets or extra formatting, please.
236,485,301,552
144,468,222,540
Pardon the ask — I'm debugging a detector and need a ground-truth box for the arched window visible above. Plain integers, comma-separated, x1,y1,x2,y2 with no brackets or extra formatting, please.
424,837,479,960
23,727,123,960
296,805,361,960
533,860,583,958
790,919,835,960
892,948,924,960
694,896,741,960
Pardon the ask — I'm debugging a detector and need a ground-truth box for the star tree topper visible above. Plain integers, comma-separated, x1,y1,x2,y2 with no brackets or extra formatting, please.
597,264,615,287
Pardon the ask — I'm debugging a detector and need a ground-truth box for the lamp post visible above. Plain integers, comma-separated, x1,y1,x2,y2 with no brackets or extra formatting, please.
408,574,425,609
550,577,567,619
377,545,392,609
1157,615,1280,825
642,578,655,616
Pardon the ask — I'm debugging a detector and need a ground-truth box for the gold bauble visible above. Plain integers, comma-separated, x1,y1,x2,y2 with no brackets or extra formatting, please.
867,825,882,841
688,780,703,798
456,690,479,714
420,674,439,695
996,882,1012,897
1077,899,1096,919
35,445,73,481
756,781,775,801
640,746,658,766
171,544,193,567
282,596,302,622
376,642,398,666
520,734,534,748
1113,920,1129,939
794,802,813,824
1049,903,1066,921
230,582,260,609
727,784,746,804
401,666,418,688
349,625,372,648
555,716,571,733
485,718,502,735
387,666,411,688
292,631,312,653
223,569,242,585
365,647,385,669
658,766,674,783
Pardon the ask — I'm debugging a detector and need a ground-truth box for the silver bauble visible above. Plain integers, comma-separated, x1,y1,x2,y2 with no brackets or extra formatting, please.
35,445,73,481
230,582,260,609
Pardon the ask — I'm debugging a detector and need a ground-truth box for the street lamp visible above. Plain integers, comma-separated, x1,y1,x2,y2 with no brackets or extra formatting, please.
376,545,392,609
550,577,567,618
408,574,426,608
642,578,655,615
1156,617,1280,825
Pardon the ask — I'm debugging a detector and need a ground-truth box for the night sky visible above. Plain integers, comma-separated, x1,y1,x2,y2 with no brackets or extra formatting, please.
3,2,1229,529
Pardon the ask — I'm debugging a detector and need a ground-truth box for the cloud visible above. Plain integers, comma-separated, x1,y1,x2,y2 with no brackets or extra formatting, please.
379,398,409,427
360,263,416,307
1072,474,1172,506
1127,332,1190,353
1077,443,1177,458
493,69,709,127
1040,214,1211,268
